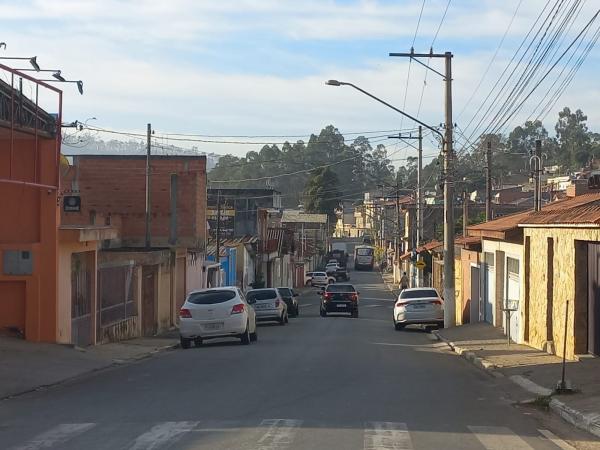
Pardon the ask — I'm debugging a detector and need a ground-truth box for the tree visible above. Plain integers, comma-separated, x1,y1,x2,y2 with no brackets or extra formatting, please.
555,107,591,169
304,167,341,227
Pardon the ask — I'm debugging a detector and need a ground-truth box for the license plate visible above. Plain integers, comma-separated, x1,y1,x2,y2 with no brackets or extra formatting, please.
255,304,269,310
412,305,426,309
204,322,224,330
336,304,346,308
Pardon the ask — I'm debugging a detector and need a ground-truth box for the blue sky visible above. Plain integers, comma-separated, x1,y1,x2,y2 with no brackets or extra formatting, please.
1,0,599,160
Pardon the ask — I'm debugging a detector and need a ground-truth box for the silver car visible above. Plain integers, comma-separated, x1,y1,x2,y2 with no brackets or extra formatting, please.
246,288,288,325
393,287,444,330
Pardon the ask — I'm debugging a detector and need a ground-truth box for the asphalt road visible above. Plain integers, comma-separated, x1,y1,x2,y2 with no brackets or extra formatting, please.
1,269,598,450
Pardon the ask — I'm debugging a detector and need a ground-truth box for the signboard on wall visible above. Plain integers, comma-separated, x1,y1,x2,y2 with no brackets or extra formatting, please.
63,195,81,212
207,207,235,239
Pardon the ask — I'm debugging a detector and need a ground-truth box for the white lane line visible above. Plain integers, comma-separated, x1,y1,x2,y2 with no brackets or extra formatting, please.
128,421,199,450
364,422,412,450
363,305,382,308
538,429,577,450
468,426,534,450
11,423,96,450
299,304,312,308
255,419,302,450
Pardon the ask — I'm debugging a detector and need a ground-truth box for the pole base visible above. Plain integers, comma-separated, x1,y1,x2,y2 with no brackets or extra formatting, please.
555,379,574,394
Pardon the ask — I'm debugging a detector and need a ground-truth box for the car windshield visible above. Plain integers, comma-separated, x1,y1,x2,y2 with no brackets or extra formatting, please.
400,289,439,299
187,290,236,304
247,290,277,301
326,284,355,293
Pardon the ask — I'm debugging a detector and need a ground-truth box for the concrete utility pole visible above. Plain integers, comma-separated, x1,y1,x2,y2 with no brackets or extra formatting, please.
387,50,454,327
417,126,423,253
536,139,542,211
145,123,152,249
462,190,468,237
216,188,221,265
486,140,492,221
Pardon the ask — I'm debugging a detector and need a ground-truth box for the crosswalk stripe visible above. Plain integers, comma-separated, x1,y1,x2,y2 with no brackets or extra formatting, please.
468,426,534,450
127,421,199,450
10,423,96,450
255,419,302,450
364,422,413,450
538,429,577,450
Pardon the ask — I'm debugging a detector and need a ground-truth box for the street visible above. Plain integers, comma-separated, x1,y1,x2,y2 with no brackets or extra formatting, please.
0,269,596,450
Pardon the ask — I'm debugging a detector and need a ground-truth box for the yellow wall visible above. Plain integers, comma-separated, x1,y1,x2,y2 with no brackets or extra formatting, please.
524,226,600,359
157,263,172,332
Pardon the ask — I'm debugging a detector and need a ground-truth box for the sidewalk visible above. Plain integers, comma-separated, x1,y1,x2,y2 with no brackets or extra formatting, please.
434,323,600,438
381,270,400,296
0,333,179,400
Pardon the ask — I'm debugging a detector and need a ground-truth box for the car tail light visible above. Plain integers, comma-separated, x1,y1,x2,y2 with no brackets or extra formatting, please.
231,303,245,315
350,293,358,302
179,308,192,318
430,299,443,305
324,292,332,300
275,299,280,307
395,301,409,307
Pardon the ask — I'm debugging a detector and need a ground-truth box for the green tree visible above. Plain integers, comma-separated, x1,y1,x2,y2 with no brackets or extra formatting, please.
555,107,591,169
304,167,341,227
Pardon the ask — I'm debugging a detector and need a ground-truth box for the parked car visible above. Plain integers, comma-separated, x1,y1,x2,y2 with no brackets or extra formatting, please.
310,271,335,286
179,287,257,348
246,288,288,325
393,287,444,330
319,283,359,318
325,262,340,275
304,271,315,286
277,287,299,317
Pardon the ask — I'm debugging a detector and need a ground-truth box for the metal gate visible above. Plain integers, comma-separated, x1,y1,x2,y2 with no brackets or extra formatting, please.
71,252,92,347
142,265,157,336
97,263,136,341
484,252,495,324
587,243,600,356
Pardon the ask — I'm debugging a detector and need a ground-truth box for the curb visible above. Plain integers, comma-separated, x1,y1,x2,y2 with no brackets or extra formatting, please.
0,341,179,402
432,330,600,439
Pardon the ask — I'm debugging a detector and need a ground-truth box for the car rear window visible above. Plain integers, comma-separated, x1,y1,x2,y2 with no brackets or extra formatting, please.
277,288,292,297
247,290,277,301
357,248,373,256
400,289,438,299
326,284,355,293
187,290,236,304
313,272,326,277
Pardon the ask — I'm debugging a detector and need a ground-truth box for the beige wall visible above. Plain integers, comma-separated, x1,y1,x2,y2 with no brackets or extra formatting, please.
524,226,600,359
157,263,172,332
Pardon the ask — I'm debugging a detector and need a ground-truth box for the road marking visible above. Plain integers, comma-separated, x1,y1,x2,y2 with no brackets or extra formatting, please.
360,297,396,302
299,304,312,308
255,419,302,450
363,304,382,308
11,423,96,450
364,422,412,450
468,426,534,450
538,429,577,450
128,421,199,450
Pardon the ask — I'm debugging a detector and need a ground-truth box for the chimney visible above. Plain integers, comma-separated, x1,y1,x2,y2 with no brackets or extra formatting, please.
566,179,590,197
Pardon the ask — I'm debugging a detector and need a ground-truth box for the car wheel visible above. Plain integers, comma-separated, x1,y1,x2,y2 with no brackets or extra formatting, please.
240,324,251,345
279,313,286,325
285,312,289,323
320,308,327,317
306,280,312,287
194,337,203,347
180,337,191,349
437,322,444,329
328,279,334,284
250,329,258,342
395,322,405,331
295,305,300,317
352,310,359,318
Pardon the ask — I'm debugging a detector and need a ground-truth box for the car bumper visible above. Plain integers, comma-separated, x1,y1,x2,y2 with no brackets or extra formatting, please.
323,301,357,313
394,309,443,324
255,308,282,320
179,315,246,339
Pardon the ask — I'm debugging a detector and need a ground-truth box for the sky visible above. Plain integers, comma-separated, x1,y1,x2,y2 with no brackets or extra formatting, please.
1,0,599,162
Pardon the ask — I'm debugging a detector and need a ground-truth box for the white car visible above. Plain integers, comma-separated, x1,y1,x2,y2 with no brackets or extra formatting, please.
393,287,444,330
325,262,340,275
310,271,335,286
179,287,257,348
304,271,315,286
246,288,289,325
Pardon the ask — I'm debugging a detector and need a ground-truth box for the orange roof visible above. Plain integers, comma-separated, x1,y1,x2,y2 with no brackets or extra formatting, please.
467,210,533,240
521,192,600,225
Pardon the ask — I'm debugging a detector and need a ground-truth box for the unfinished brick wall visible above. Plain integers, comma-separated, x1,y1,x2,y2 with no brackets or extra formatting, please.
61,155,206,248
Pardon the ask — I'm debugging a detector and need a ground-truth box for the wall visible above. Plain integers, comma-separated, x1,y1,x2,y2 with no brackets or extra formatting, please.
185,252,205,294
454,256,462,325
524,227,600,359
157,263,172,332
0,133,59,342
482,239,524,341
62,156,207,248
460,249,479,324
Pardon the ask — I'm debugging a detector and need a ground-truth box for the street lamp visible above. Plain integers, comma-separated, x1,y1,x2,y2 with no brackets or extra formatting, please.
37,79,84,95
0,56,40,71
324,80,445,144
11,68,67,81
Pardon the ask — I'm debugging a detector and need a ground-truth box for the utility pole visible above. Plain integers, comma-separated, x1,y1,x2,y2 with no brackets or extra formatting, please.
486,140,492,221
388,50,454,326
536,139,542,211
145,123,152,249
216,188,221,266
463,190,468,237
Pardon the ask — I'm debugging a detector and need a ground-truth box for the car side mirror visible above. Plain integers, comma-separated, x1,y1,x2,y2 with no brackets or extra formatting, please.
293,292,299,297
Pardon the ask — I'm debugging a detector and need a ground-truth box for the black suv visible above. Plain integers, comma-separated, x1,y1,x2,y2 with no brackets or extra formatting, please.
319,284,359,318
277,287,299,317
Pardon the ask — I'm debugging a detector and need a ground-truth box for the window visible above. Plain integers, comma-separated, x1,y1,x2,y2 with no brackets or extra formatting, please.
277,288,293,297
247,289,277,301
188,290,236,304
326,284,355,293
507,257,519,276
400,289,439,299
357,248,373,256
484,252,495,267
